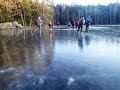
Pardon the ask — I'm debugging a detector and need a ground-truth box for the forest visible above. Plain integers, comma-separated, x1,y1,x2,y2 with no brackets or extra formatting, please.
0,0,54,26
54,3,120,25
0,0,120,26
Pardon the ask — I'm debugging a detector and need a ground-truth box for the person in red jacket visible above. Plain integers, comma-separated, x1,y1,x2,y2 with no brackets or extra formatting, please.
35,17,43,32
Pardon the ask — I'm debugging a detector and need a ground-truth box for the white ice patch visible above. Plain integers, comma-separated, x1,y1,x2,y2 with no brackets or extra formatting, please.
55,29,76,31
38,55,41,57
50,29,53,31
39,76,46,84
67,77,75,85
99,67,104,70
33,82,36,85
0,68,16,74
90,26,110,30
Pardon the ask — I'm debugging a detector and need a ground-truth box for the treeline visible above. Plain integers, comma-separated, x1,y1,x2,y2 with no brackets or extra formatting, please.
54,3,120,25
0,0,54,26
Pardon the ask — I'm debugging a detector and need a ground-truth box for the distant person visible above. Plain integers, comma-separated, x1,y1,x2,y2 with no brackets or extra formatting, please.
48,21,53,31
35,17,43,32
71,20,74,29
77,16,85,33
75,19,79,29
85,16,92,32
57,22,59,27
68,22,72,28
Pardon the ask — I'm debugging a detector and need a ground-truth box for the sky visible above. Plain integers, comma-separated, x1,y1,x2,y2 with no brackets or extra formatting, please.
53,0,120,5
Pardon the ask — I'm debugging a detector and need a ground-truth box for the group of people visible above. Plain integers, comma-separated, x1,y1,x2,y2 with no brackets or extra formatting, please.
35,16,92,33
68,16,92,33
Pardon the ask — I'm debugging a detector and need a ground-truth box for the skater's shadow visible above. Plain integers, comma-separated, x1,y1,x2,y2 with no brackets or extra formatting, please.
78,33,83,50
84,33,90,46
78,33,91,50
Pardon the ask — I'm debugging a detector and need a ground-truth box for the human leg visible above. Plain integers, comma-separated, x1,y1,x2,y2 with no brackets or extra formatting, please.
80,25,83,32
77,26,80,32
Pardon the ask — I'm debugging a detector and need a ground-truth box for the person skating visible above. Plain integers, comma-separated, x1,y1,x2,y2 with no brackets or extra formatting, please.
48,21,53,31
35,17,43,32
77,16,85,33
85,16,92,32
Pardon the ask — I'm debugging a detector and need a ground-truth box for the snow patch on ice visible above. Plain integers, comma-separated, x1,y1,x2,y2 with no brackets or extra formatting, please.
90,26,110,30
67,77,75,85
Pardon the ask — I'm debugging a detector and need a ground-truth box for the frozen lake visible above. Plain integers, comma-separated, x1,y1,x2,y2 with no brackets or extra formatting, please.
0,25,120,90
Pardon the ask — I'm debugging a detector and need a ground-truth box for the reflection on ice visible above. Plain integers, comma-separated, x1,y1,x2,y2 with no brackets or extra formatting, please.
0,26,120,89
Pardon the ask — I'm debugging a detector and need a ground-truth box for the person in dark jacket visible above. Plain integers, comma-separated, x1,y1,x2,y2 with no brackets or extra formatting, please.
77,16,85,33
71,20,74,29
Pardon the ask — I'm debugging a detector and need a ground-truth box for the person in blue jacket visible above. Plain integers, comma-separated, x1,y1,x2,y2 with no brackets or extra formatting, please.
85,16,92,32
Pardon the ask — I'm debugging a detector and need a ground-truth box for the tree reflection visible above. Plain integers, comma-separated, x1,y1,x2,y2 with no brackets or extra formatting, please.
0,29,55,89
